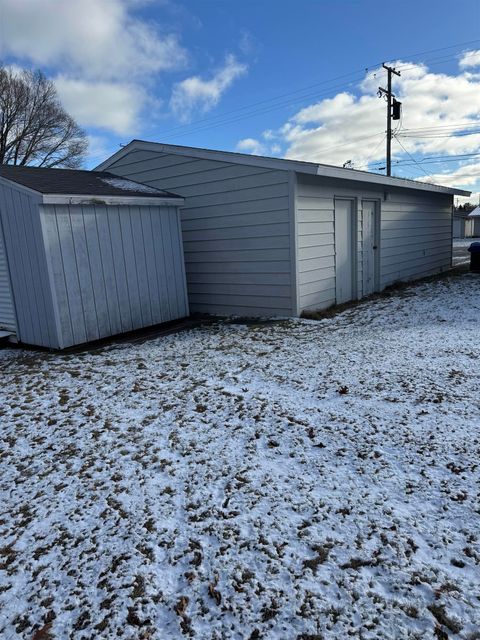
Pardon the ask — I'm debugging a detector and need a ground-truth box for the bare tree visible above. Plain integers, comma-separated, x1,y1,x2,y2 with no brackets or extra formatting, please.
0,65,88,168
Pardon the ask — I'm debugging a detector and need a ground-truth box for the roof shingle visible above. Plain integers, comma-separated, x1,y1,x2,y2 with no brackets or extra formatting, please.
0,165,180,199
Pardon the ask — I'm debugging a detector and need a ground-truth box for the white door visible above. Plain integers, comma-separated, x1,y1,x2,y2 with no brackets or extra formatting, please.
334,199,355,304
0,224,17,332
362,200,380,296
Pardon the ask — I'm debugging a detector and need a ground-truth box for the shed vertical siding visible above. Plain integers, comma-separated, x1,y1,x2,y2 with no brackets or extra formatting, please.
0,181,59,346
0,218,16,331
40,203,188,348
106,150,294,316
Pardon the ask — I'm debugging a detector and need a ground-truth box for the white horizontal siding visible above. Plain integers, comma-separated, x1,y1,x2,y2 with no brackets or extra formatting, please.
295,174,453,314
381,235,451,253
296,175,336,313
188,271,290,285
186,260,291,274
182,209,288,230
299,287,337,312
106,151,454,317
380,194,452,287
381,249,452,276
107,152,294,316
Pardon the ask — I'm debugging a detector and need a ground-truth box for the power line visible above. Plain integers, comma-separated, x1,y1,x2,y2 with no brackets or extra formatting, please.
365,150,480,166
393,137,432,179
362,151,480,170
357,134,388,170
392,157,480,169
397,54,468,73
389,151,480,164
397,57,480,75
394,122,480,140
389,39,480,65
158,71,365,139
398,130,480,139
301,131,386,157
396,47,480,72
160,76,366,140
399,122,480,132
152,38,480,142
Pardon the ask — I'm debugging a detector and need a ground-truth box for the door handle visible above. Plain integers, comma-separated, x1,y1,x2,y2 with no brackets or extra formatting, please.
373,245,378,250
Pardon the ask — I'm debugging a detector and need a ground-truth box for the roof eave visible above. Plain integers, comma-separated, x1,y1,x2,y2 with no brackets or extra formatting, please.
0,174,42,197
41,194,185,206
95,139,470,197
313,165,471,196
94,139,320,175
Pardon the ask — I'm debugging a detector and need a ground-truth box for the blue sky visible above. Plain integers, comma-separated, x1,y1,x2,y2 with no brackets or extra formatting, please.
0,0,479,201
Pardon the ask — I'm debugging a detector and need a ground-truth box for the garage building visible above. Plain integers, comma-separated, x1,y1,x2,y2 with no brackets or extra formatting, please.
97,141,469,317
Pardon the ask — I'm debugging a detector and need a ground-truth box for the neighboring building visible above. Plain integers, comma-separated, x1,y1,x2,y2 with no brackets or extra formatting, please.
453,209,470,238
97,141,469,317
454,205,480,238
468,206,480,237
0,166,188,348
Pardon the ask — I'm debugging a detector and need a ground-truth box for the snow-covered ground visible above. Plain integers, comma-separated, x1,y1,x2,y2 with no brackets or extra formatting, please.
1,274,480,639
454,239,477,247
453,239,474,267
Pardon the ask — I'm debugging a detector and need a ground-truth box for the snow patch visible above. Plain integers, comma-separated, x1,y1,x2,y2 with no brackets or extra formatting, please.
101,177,164,194
0,276,479,639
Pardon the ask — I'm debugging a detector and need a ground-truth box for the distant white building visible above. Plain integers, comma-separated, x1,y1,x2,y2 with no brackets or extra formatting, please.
468,206,480,237
453,209,470,238
454,206,480,238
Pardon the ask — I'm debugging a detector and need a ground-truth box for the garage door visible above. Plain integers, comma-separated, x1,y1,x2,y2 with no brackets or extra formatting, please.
0,225,16,332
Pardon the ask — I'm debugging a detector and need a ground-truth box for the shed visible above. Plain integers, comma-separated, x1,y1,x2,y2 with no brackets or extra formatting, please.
0,165,188,348
97,141,470,317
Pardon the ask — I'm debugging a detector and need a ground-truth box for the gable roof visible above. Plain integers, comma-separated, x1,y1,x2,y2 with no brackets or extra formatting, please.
0,165,181,200
95,139,471,197
468,206,480,217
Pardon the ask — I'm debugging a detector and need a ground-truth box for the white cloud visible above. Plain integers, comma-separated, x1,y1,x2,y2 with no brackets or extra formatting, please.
0,0,187,136
459,49,480,69
262,129,276,141
236,133,283,157
456,192,480,206
0,0,187,81
417,160,480,188
84,135,118,168
236,138,267,155
239,30,255,56
171,54,247,122
235,54,480,195
256,58,480,189
55,77,145,135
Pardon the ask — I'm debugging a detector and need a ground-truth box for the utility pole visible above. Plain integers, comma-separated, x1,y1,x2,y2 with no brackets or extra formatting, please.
378,64,401,176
